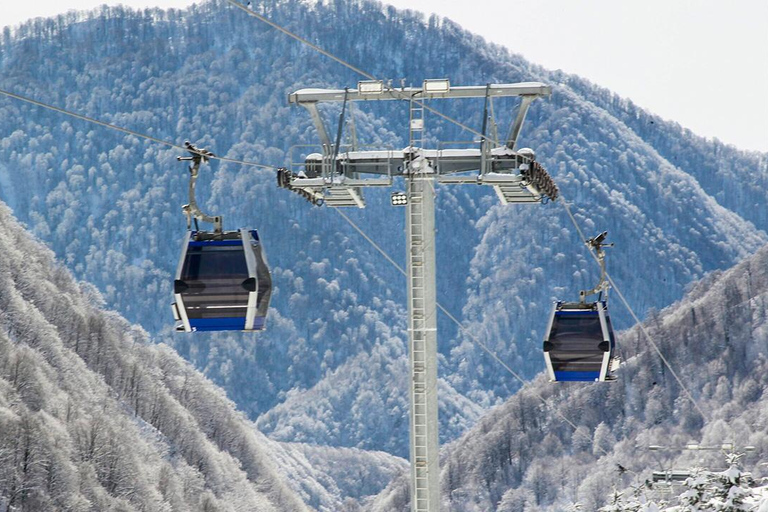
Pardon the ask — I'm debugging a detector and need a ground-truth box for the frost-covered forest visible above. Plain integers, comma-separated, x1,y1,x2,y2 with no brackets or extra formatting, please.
0,202,307,511
1,0,766,457
1,0,768,510
372,241,768,510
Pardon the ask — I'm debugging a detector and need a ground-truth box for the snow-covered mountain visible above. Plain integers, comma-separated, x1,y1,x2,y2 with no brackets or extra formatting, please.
0,201,308,511
0,0,766,462
370,240,768,510
268,440,408,511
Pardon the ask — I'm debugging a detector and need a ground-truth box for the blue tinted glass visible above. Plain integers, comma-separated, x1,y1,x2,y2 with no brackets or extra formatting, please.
182,245,248,280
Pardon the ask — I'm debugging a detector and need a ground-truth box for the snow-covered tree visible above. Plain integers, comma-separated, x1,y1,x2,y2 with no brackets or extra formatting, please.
677,454,756,511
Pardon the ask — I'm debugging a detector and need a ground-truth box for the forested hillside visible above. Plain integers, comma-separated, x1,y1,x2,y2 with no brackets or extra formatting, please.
0,0,766,460
0,201,307,510
370,242,768,511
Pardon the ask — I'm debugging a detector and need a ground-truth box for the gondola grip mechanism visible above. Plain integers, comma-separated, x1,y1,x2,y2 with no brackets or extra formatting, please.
177,141,223,233
579,231,613,304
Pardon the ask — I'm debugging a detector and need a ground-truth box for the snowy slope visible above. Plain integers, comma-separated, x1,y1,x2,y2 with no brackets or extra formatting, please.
256,332,485,451
0,0,766,461
0,201,306,510
370,242,768,510
265,439,408,511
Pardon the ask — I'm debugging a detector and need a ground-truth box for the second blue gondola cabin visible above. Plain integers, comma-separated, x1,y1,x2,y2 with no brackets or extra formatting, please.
542,301,616,382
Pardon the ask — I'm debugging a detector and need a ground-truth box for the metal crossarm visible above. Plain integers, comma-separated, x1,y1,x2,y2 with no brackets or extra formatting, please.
288,82,551,104
284,82,556,210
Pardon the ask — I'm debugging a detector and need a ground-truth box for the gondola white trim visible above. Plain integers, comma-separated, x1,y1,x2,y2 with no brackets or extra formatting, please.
176,231,192,281
175,231,193,333
241,228,259,331
542,302,557,381
599,351,612,382
597,304,610,382
174,294,191,332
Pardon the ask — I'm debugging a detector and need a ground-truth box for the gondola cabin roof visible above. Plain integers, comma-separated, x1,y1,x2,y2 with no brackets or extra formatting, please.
542,301,616,382
172,228,272,333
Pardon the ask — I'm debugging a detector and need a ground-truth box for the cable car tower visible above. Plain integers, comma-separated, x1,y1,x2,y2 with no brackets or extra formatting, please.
279,80,557,512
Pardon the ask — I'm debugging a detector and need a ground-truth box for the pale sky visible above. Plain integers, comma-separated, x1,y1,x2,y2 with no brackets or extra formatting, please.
3,0,767,152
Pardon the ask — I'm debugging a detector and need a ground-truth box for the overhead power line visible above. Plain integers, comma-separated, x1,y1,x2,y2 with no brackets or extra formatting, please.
224,0,375,81
0,88,276,170
223,0,511,148
0,0,707,460
227,0,709,443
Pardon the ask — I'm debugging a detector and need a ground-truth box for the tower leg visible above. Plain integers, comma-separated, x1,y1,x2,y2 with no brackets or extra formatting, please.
406,168,439,512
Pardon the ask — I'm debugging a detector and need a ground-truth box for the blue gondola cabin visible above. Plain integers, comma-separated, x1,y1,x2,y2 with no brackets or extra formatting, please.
172,228,272,332
542,301,616,382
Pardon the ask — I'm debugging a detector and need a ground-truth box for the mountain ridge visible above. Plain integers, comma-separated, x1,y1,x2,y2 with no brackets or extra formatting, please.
370,240,768,510
0,0,765,460
0,200,310,510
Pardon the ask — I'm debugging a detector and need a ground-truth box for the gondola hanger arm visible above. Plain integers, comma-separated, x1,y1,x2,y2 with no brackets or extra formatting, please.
178,141,223,233
579,231,613,303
